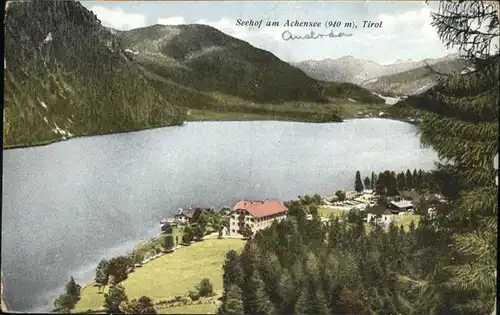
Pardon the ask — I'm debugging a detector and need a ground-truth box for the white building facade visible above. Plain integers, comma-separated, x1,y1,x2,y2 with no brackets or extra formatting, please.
229,200,288,236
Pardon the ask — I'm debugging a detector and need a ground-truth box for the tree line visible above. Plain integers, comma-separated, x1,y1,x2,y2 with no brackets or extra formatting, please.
217,199,448,314
354,169,442,195
51,208,232,313
218,1,498,313
4,1,186,147
53,277,81,313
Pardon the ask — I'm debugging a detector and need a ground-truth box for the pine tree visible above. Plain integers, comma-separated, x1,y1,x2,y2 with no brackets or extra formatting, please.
396,172,406,191
103,284,128,314
53,294,74,313
65,276,80,298
182,226,194,244
385,171,398,196
354,170,364,192
364,176,371,189
371,172,377,190
242,272,275,314
52,276,82,311
402,1,499,313
219,285,244,314
293,283,329,315
120,296,156,314
308,204,319,219
405,169,413,190
338,286,370,315
222,250,243,293
257,252,283,307
285,200,307,222
163,234,175,251
417,170,425,191
412,169,419,189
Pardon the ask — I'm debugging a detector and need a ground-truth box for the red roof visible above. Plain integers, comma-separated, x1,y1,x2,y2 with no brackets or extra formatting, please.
231,200,288,218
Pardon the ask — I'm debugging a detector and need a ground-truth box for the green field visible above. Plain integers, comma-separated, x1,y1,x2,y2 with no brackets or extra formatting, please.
74,239,245,313
157,302,217,314
186,98,386,123
318,206,420,231
318,206,349,219
394,214,421,230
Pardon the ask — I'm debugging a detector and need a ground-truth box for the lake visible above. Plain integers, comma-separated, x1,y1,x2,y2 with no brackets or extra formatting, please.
1,118,438,311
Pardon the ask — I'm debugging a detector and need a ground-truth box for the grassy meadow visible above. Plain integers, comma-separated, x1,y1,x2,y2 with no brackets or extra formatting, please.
157,302,217,314
73,238,245,313
318,206,421,231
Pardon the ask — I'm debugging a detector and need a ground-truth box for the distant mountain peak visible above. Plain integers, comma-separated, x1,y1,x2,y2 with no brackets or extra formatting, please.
290,53,462,84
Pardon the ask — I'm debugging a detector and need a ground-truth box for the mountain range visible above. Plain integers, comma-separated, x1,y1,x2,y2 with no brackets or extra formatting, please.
114,24,384,111
4,0,384,148
361,58,470,96
290,54,469,95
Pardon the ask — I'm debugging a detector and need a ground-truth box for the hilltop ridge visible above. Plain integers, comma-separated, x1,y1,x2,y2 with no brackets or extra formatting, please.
361,58,470,96
4,0,185,147
4,0,385,148
291,53,462,85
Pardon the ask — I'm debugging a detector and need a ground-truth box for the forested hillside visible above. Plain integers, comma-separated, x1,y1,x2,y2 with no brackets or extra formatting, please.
4,0,386,148
362,58,469,96
117,25,384,105
218,202,449,315
3,1,186,148
219,1,499,314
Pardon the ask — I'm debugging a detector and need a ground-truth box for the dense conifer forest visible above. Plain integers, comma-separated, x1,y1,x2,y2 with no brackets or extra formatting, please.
219,1,499,314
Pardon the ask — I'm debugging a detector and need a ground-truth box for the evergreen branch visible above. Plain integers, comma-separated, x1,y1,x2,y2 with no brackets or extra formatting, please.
439,67,499,96
457,187,498,218
418,127,497,165
430,0,499,59
452,231,497,264
419,113,498,142
428,88,499,119
444,263,496,292
452,296,497,314
482,216,498,231
458,168,497,188
445,187,498,224
432,15,499,38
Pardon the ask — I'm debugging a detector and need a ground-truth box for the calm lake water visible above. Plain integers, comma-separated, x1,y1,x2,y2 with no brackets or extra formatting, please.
2,119,438,311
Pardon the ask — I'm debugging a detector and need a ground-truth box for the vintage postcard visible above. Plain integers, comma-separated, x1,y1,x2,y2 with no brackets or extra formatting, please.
2,0,498,314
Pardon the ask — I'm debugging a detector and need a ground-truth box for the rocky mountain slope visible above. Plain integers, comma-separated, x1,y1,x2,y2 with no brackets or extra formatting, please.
387,55,499,123
4,0,186,148
290,54,462,85
361,58,470,96
116,24,384,106
117,24,327,104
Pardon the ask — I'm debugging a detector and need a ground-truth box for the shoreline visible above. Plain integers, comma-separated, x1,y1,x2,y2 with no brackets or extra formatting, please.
3,121,185,151
2,117,342,151
79,230,231,290
3,116,416,151
20,188,400,312
3,118,338,150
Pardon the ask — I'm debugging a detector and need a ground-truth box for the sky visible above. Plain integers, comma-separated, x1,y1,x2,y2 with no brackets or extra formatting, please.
82,1,458,64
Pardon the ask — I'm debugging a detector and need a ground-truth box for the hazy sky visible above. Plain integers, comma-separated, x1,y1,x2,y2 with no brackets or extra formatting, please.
82,1,457,64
